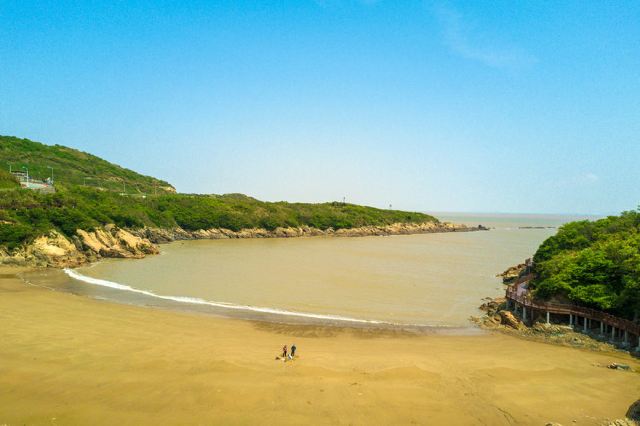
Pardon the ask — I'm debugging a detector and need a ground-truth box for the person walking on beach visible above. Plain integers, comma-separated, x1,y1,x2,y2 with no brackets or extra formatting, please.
282,345,288,359
290,344,297,359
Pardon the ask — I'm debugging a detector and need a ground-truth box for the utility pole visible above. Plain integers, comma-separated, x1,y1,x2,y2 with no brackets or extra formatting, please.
22,166,29,183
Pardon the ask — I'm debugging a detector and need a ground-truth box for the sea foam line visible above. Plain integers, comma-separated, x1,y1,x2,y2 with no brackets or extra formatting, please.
63,268,386,325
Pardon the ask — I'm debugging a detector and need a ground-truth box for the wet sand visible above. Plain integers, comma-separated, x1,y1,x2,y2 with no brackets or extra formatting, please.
1,266,638,425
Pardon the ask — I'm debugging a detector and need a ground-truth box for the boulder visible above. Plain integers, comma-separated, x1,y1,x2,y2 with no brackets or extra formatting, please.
115,228,158,255
498,310,522,329
77,226,158,259
627,399,640,421
608,363,631,371
480,297,505,316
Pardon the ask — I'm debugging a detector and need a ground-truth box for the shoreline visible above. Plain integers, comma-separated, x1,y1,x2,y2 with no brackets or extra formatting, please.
1,220,486,268
473,295,640,357
131,221,486,243
11,224,489,332
1,265,638,425
24,265,484,332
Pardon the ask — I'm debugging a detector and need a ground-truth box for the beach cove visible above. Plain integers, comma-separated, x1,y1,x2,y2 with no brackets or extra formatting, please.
1,265,639,425
23,214,580,328
2,214,639,424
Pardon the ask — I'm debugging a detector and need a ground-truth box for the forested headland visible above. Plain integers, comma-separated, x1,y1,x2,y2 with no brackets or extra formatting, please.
531,209,640,321
0,136,437,250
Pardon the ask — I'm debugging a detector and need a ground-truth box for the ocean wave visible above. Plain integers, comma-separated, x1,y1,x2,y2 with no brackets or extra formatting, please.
63,268,388,325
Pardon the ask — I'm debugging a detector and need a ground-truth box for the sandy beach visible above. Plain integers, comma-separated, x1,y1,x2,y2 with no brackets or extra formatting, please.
1,266,638,425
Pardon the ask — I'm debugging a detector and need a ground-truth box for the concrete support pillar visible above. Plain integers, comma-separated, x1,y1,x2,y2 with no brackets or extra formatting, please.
546,311,550,324
583,317,588,332
611,326,616,341
569,314,573,326
624,330,629,345
600,321,604,336
522,306,527,323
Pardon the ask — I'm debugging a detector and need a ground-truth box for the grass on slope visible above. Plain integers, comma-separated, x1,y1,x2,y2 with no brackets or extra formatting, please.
0,169,19,190
0,187,436,250
0,135,174,194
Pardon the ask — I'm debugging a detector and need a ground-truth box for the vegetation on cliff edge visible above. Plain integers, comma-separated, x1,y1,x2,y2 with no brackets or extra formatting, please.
531,209,640,321
0,136,436,250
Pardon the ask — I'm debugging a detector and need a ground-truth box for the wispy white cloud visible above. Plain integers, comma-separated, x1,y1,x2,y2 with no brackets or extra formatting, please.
579,172,599,184
433,4,537,69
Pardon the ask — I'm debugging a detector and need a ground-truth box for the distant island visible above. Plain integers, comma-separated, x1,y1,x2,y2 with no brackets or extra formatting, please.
0,135,483,267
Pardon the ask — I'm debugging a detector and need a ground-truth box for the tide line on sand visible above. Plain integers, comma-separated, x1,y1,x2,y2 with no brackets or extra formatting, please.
63,268,395,326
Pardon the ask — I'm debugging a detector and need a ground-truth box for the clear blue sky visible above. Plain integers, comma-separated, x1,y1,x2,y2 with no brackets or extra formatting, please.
1,1,639,214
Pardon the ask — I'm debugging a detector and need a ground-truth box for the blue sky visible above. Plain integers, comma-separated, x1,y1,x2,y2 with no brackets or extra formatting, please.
1,1,639,214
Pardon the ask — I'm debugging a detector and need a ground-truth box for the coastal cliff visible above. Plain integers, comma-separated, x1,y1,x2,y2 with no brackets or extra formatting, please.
0,221,483,268
131,221,481,243
0,225,158,268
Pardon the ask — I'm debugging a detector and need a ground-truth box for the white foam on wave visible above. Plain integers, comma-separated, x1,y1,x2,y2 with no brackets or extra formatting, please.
63,268,387,325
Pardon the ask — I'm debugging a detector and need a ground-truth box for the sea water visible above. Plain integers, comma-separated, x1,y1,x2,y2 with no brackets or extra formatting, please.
23,213,594,328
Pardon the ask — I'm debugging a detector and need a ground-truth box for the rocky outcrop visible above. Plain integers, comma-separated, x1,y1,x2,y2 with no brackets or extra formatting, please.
498,310,523,330
76,225,158,260
0,221,484,268
497,263,527,283
473,297,621,353
132,221,483,244
0,226,158,268
627,399,640,422
2,230,88,268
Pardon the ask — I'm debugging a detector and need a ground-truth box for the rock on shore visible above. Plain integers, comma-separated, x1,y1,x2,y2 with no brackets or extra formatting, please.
473,297,620,353
131,221,481,244
0,221,484,268
496,263,527,283
0,225,158,268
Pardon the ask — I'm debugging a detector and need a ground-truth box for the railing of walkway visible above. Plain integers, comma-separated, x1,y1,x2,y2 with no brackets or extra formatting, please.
505,274,640,336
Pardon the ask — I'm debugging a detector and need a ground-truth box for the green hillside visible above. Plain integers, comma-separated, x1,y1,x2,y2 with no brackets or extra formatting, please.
531,209,640,321
0,169,19,190
0,136,175,194
0,135,437,250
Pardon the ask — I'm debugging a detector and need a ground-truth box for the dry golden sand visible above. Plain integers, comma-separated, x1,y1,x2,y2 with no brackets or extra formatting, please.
0,266,638,425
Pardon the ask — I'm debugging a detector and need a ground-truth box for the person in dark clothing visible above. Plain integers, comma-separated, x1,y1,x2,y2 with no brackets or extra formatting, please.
290,344,297,358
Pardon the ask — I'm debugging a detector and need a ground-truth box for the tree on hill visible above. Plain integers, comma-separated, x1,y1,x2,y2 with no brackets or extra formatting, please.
0,135,438,251
531,209,640,321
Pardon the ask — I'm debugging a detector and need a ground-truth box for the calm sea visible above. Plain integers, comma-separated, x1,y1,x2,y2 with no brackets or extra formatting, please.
23,213,596,328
